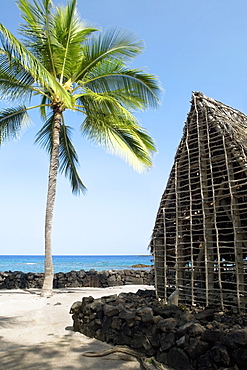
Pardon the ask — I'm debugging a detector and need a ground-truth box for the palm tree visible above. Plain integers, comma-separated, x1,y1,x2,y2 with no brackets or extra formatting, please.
0,0,162,297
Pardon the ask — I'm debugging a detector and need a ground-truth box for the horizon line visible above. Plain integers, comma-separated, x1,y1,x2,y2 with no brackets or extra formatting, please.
0,254,152,256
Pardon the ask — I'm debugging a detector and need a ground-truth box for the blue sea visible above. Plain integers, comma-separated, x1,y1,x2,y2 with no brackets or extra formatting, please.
0,255,153,274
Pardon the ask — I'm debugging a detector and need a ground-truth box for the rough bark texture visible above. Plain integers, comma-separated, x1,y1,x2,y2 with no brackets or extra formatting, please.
41,106,62,297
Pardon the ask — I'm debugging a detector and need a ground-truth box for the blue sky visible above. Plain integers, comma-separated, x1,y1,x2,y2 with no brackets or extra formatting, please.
1,0,247,255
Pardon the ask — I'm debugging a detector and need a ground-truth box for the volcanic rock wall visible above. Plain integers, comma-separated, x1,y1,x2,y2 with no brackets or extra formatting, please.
70,289,247,370
0,268,154,289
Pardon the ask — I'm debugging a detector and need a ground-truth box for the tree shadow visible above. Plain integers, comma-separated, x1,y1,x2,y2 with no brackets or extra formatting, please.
0,288,103,296
0,330,142,370
0,288,146,369
0,315,22,329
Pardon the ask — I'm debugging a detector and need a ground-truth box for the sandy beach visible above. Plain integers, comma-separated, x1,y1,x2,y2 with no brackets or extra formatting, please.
0,285,160,369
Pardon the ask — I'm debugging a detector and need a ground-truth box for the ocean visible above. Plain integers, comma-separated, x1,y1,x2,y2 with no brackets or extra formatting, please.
0,255,153,274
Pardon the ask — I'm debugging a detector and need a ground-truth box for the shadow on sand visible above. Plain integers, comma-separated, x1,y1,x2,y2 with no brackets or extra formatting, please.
0,326,141,370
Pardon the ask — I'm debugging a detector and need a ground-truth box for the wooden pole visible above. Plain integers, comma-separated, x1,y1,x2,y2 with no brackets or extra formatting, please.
222,136,245,311
204,110,224,310
194,96,215,305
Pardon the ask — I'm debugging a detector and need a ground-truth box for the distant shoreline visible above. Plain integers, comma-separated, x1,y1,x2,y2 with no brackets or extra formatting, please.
0,255,153,274
0,254,152,256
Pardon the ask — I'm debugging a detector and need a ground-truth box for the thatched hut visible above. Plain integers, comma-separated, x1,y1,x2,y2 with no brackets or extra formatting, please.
150,92,247,312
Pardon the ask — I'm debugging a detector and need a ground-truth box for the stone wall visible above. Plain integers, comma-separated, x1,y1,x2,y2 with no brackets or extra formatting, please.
70,289,247,370
0,268,154,289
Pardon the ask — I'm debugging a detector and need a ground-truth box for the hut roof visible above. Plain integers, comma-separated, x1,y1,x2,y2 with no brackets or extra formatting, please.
192,92,247,151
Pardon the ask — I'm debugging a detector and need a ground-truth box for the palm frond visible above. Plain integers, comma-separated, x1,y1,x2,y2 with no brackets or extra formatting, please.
35,113,86,194
81,61,162,109
59,122,86,195
0,105,31,145
34,112,53,153
56,0,77,81
78,89,137,123
0,23,73,108
17,0,57,75
81,112,157,173
39,93,52,119
0,51,35,101
75,27,144,81
18,0,97,80
52,1,98,81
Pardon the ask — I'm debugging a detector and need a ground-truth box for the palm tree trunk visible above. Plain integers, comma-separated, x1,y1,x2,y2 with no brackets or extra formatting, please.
41,107,62,297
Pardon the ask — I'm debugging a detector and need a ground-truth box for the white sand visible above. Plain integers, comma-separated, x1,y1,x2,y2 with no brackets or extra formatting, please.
0,285,157,369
